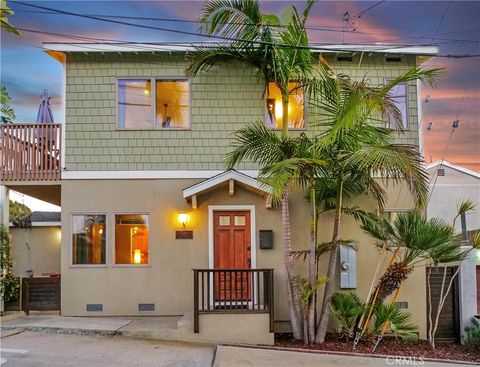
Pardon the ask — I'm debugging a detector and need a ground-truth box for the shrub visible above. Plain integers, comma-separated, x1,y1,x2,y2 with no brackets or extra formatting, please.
464,317,480,352
373,302,418,341
330,292,366,339
0,225,20,304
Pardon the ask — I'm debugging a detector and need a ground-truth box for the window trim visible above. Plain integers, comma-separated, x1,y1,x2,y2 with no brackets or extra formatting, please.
112,212,151,267
116,77,192,131
70,212,108,268
265,81,307,131
384,78,410,130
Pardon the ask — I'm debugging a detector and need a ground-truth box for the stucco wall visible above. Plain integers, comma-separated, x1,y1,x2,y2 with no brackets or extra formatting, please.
10,226,61,277
426,165,480,233
64,53,420,171
60,179,427,338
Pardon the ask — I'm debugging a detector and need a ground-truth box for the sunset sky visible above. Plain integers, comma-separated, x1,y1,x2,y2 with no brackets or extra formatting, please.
1,1,479,210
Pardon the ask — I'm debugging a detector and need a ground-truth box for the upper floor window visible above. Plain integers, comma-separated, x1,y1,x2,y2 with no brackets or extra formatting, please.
118,79,189,129
386,81,408,130
72,214,106,265
265,82,304,129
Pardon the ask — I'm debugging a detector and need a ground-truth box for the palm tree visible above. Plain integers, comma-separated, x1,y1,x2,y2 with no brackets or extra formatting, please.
186,0,316,136
303,62,444,343
187,0,318,340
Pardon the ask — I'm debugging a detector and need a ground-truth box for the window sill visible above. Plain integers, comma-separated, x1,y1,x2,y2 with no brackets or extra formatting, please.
70,264,108,268
112,264,151,268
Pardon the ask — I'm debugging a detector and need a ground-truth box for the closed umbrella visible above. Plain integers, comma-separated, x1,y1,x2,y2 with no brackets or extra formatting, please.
35,89,55,147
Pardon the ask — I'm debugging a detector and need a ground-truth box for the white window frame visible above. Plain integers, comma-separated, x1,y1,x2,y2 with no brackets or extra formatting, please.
70,212,108,268
116,77,191,130
112,212,151,267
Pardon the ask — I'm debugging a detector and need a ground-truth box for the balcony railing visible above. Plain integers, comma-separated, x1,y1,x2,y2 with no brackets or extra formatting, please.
1,123,62,181
193,268,274,333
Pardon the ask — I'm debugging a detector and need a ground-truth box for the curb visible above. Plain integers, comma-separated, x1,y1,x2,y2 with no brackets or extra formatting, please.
220,343,480,366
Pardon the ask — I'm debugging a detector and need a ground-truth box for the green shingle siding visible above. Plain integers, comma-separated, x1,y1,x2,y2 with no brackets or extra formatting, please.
65,53,420,171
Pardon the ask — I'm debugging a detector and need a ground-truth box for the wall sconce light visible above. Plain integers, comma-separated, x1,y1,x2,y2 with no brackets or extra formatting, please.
133,249,142,264
178,212,189,227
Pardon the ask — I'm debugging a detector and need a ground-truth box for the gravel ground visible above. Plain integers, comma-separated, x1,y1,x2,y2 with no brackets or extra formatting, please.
275,334,480,363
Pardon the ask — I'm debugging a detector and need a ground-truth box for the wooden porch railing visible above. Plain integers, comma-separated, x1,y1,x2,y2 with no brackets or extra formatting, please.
1,123,62,181
193,268,274,333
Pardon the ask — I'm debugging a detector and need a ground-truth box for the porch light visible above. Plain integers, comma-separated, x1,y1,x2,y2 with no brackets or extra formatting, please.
133,249,142,264
178,212,189,227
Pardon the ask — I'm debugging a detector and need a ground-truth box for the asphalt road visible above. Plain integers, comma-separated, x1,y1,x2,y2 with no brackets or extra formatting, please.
0,331,215,367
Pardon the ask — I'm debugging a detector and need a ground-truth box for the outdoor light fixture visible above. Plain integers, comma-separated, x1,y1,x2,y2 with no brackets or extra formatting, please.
178,213,189,227
133,249,142,264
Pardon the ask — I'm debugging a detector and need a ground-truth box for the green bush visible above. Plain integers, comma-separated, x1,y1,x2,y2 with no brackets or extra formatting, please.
1,224,20,304
464,317,480,351
330,292,366,339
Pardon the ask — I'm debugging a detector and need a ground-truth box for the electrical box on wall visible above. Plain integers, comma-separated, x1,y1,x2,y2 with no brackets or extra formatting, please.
259,230,273,249
340,244,357,289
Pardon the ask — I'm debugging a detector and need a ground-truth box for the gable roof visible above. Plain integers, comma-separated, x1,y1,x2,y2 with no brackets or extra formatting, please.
426,160,480,179
183,170,272,200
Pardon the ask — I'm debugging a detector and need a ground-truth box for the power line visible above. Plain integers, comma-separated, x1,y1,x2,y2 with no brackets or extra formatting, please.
11,3,480,58
12,4,478,45
356,1,386,18
429,2,451,46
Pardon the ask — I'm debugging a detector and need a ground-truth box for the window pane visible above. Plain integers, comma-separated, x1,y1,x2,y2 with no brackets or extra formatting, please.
118,79,153,129
115,214,149,265
72,215,106,265
234,216,245,226
156,80,189,128
219,216,230,226
265,82,304,129
388,82,408,129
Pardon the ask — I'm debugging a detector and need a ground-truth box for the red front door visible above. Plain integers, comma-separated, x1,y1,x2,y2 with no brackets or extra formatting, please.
214,211,251,302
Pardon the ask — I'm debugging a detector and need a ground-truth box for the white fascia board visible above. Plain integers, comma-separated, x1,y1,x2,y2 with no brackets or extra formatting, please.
43,43,438,56
183,170,272,198
61,170,260,180
426,160,480,179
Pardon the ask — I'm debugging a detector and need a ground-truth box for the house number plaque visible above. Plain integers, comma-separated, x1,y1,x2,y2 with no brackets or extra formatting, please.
176,230,193,240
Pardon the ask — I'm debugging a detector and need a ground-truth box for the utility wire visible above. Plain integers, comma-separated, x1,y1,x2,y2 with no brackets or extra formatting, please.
13,8,478,44
10,4,480,58
355,1,386,18
429,2,451,46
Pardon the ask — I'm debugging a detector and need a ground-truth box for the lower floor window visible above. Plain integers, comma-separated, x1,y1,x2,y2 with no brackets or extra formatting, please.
72,214,106,265
115,214,149,265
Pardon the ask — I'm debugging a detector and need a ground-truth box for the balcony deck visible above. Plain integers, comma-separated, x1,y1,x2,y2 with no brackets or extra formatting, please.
1,123,62,182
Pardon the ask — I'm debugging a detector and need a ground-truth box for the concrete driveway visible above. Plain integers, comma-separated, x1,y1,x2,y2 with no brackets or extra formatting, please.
0,331,215,367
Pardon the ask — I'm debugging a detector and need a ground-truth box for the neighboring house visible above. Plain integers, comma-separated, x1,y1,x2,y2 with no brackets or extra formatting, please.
1,43,439,344
9,211,61,277
426,160,480,341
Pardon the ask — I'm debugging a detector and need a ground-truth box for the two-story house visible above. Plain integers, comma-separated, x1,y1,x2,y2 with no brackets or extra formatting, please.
1,42,442,344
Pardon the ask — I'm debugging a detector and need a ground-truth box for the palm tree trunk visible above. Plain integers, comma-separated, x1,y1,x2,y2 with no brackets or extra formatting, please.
316,177,344,343
281,92,289,137
308,186,317,342
281,190,303,340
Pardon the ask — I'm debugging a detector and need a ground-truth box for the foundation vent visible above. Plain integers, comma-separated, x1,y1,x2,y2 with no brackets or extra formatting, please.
86,304,103,312
336,55,353,62
386,56,402,62
138,303,155,311
395,301,408,309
